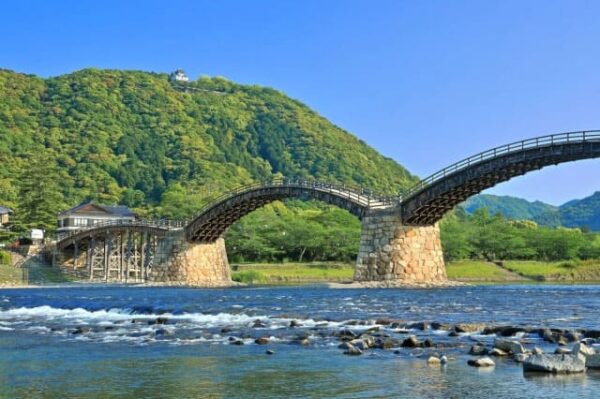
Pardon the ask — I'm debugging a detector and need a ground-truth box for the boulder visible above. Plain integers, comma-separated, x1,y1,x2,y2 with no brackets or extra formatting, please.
454,323,486,333
431,322,450,331
255,337,270,345
408,322,428,331
337,329,357,340
338,342,352,350
351,339,370,351
266,349,275,355
375,338,398,349
494,338,525,354
469,344,488,356
230,339,244,345
252,320,267,328
584,330,600,339
585,354,600,369
513,353,530,363
489,348,509,356
427,356,441,364
401,335,420,348
572,342,595,358
289,320,302,328
343,343,363,356
523,354,585,373
564,331,582,342
467,357,495,367
532,347,544,355
554,347,572,355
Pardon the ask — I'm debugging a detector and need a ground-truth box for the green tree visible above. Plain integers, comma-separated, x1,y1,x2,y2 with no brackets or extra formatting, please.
15,153,64,232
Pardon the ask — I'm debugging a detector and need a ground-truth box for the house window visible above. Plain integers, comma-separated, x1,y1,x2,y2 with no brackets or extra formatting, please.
73,218,88,227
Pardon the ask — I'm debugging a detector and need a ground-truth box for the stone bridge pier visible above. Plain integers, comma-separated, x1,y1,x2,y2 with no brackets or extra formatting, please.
151,234,232,286
354,209,447,282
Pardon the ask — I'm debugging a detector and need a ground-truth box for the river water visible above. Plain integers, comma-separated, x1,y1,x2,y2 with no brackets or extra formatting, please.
1,284,600,398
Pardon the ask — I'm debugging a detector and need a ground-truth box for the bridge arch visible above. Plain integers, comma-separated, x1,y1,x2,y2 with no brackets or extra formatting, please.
400,131,600,225
185,179,391,242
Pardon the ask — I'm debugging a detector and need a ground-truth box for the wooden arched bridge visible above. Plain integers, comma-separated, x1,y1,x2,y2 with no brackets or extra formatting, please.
54,130,600,284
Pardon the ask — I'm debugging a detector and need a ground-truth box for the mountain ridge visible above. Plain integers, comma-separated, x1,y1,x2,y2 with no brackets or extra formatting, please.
462,192,600,231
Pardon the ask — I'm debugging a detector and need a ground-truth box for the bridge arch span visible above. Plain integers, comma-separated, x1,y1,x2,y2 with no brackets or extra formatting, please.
185,180,391,242
400,131,600,225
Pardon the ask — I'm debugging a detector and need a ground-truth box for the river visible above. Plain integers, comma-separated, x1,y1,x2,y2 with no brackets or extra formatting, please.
1,284,600,398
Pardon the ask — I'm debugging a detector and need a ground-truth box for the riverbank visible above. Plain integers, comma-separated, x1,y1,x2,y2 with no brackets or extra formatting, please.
447,259,600,282
233,260,600,285
2,259,600,288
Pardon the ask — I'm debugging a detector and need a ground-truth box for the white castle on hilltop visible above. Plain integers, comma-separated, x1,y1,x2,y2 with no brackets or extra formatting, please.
169,69,189,82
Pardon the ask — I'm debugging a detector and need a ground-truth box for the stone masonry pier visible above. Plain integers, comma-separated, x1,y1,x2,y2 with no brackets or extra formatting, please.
151,235,232,286
354,209,447,282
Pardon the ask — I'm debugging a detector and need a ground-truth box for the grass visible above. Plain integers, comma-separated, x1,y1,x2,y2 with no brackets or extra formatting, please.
0,262,74,286
503,259,600,280
232,262,354,284
446,260,525,281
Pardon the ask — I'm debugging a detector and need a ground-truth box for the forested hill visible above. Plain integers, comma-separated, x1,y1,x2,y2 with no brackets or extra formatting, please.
0,68,416,225
463,192,600,231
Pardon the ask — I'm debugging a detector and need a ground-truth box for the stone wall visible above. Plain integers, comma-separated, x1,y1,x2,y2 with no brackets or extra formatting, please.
354,209,446,282
151,236,233,287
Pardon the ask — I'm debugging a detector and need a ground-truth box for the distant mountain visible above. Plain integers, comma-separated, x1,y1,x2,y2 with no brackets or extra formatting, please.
462,192,600,231
560,191,600,231
462,195,561,226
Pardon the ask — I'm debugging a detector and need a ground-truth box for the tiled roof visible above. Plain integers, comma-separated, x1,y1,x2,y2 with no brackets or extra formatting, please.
58,202,135,217
0,206,13,214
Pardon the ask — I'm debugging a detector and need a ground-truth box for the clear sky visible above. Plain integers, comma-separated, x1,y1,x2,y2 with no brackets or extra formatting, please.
2,0,599,205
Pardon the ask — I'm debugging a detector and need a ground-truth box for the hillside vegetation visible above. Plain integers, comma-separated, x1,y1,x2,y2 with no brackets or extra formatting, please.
0,68,415,234
463,192,600,231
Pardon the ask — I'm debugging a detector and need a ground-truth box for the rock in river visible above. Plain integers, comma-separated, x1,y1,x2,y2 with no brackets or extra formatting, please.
469,343,488,356
427,356,441,364
468,357,495,367
573,342,595,358
401,335,420,348
343,343,363,356
585,354,600,369
493,338,525,354
523,354,585,373
255,337,270,345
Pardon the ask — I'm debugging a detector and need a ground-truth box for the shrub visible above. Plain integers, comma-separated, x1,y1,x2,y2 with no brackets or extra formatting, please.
0,250,11,265
232,270,266,284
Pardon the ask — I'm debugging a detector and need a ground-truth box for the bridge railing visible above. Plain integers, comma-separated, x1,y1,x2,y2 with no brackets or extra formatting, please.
187,178,396,224
55,218,188,242
401,130,600,201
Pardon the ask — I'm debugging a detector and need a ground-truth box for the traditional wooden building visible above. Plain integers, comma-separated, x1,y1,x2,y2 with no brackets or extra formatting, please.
57,203,136,235
0,206,12,228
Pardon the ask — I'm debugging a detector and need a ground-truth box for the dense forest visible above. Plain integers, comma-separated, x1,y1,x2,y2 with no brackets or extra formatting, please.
0,68,597,263
0,68,415,233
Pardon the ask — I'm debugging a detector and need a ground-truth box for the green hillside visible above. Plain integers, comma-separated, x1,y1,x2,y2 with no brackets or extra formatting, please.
0,68,416,227
560,192,600,231
462,194,561,226
463,192,600,231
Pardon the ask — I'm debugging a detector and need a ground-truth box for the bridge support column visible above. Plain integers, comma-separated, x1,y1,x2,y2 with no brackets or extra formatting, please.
354,210,446,282
151,235,232,287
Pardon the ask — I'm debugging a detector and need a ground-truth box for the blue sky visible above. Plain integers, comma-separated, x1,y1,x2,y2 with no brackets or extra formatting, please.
2,0,599,205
